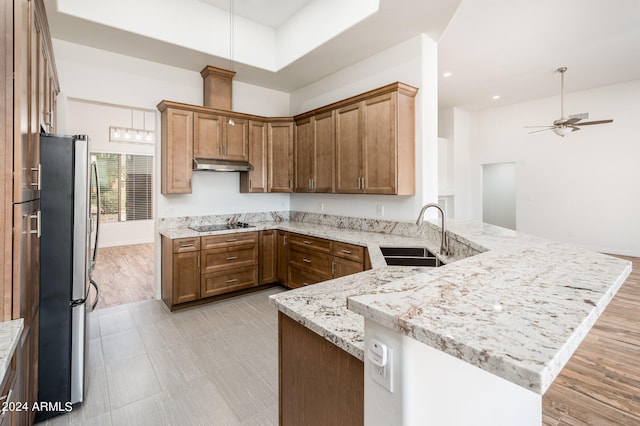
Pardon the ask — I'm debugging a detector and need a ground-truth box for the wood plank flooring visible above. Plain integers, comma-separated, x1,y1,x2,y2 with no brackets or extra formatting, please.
91,243,155,310
543,255,640,425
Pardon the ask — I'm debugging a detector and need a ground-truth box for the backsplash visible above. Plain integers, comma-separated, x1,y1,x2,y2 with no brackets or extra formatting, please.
158,211,483,261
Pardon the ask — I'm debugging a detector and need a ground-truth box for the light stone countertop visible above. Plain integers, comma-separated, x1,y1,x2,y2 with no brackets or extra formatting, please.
0,319,24,386
159,217,632,394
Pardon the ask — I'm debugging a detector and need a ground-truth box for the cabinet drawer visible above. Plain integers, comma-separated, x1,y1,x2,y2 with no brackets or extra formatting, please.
289,233,333,254
333,241,364,263
201,266,258,298
173,237,201,253
289,247,333,278
202,244,258,274
288,266,328,289
202,231,258,249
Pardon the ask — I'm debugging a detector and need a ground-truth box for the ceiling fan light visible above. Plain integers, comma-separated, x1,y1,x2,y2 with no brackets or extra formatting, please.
553,126,573,137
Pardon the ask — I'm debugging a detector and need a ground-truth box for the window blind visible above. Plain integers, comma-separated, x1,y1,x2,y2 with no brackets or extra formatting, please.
92,153,153,223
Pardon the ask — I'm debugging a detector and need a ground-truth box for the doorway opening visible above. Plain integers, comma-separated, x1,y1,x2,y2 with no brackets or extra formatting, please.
482,162,516,230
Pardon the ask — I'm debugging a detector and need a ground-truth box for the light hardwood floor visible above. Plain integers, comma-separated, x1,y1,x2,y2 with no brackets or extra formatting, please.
542,255,640,425
91,243,155,310
41,254,638,425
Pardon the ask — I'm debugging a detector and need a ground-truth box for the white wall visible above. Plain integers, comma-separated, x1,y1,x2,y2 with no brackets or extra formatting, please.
289,34,439,223
466,80,640,256
66,99,155,247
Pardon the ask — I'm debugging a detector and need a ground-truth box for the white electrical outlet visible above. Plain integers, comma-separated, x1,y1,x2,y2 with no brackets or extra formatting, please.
368,338,393,392
376,205,384,217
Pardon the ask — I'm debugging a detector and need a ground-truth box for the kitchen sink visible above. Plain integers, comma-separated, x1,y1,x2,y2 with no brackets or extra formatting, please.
380,246,443,267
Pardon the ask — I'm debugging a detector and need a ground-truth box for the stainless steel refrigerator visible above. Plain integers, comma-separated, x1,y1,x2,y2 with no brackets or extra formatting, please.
38,133,100,421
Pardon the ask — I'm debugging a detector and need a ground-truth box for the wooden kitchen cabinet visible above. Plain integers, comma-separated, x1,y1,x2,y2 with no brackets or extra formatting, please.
260,230,277,284
268,121,294,192
240,120,268,193
160,107,193,194
193,111,223,159
3,2,55,424
201,232,258,298
333,83,417,195
294,111,335,193
277,231,289,286
286,233,365,288
161,236,201,308
193,111,248,162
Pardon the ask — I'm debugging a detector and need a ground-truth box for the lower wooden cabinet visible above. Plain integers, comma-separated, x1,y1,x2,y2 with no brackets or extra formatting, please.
162,230,369,308
285,233,365,288
162,232,259,310
277,231,289,286
279,312,363,426
260,230,277,284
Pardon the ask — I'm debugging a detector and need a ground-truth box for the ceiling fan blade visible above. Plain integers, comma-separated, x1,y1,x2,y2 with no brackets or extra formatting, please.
564,117,582,125
524,125,554,128
574,119,614,126
528,128,553,134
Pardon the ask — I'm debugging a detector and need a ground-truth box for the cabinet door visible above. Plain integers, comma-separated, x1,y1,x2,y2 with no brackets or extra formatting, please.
313,111,335,193
224,117,249,162
294,117,313,192
161,108,193,194
259,230,277,284
362,92,397,194
335,103,362,193
332,257,363,279
277,231,289,286
193,112,223,159
14,0,39,203
241,120,267,192
268,122,294,192
172,251,200,304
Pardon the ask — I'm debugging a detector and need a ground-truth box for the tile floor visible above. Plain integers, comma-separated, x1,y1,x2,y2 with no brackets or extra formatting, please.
41,287,285,426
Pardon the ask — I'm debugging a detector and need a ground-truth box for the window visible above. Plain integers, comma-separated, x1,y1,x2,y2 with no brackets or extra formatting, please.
92,153,153,223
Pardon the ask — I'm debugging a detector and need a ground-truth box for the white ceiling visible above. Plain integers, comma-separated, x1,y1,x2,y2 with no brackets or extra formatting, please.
197,0,312,28
45,0,640,111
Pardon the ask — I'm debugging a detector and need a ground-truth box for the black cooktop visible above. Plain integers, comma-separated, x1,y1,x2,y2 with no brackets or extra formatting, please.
188,222,255,232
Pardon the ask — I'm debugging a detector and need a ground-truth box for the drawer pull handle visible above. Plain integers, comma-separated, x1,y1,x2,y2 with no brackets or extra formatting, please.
226,256,238,260
180,243,195,248
302,282,309,286
226,279,238,284
303,258,311,263
341,249,352,254
303,240,312,245
226,239,238,242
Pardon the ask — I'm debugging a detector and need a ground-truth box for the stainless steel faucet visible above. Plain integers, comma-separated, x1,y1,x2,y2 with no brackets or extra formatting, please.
416,203,450,256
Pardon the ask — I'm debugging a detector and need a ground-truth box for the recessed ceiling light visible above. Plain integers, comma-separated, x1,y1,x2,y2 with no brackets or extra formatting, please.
443,72,452,78
492,95,500,100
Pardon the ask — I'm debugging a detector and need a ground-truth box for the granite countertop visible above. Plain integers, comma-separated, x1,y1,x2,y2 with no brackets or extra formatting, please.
159,217,632,394
0,319,24,385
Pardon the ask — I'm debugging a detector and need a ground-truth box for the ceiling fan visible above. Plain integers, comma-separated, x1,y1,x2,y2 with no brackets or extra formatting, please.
526,67,613,137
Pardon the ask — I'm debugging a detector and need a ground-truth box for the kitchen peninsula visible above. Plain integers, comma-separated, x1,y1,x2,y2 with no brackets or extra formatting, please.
160,212,631,425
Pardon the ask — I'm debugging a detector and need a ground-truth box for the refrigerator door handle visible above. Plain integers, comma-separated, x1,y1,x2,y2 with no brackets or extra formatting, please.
90,158,101,274
89,279,99,312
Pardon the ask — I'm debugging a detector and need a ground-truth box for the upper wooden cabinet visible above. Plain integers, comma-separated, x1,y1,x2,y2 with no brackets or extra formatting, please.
160,106,193,194
193,112,248,162
268,121,294,193
240,120,268,193
294,111,335,193
159,82,417,195
334,86,416,195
